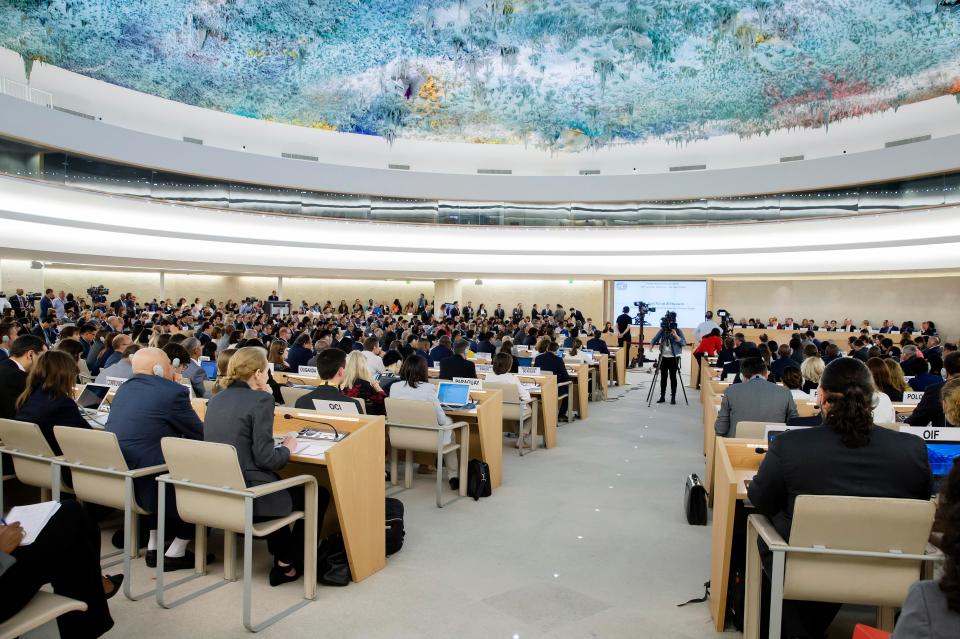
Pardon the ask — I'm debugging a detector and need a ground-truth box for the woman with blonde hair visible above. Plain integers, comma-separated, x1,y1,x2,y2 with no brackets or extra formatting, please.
884,358,911,394
800,355,825,394
211,349,237,394
203,347,330,586
342,350,385,415
942,378,960,428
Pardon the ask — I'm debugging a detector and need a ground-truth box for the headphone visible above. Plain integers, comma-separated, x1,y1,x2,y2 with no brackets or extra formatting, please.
153,364,164,376
1,335,8,343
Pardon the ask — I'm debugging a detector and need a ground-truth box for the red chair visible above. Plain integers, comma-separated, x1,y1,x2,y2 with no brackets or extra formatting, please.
853,624,891,639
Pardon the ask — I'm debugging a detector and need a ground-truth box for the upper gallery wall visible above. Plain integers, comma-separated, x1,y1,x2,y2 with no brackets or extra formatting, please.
2,0,958,152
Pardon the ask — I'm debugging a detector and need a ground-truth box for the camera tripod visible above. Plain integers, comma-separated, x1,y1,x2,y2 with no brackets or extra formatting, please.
645,352,690,407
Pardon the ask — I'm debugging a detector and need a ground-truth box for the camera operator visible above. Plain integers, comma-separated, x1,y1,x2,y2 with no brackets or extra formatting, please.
616,306,633,367
650,313,686,404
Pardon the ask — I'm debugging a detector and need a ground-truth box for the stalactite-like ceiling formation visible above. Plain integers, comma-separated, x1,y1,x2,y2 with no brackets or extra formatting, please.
2,0,959,150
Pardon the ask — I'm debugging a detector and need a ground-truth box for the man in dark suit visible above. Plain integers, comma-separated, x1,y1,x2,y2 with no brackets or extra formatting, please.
267,290,280,301
615,306,633,367
715,357,798,437
534,340,571,415
438,339,477,380
493,305,506,321
9,289,27,319
474,332,497,355
106,348,204,570
769,344,800,381
586,330,610,355
905,351,960,427
77,324,96,360
0,335,45,419
429,335,454,365
748,358,931,638
295,348,362,412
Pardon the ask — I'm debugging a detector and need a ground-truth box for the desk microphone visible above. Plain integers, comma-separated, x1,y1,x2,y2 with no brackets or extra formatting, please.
281,413,341,440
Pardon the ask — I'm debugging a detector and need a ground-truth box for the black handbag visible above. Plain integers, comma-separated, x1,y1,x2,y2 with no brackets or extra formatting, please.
317,533,352,586
684,473,708,525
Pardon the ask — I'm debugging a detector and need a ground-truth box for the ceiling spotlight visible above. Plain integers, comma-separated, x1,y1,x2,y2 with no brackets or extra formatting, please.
475,279,483,285
30,261,44,270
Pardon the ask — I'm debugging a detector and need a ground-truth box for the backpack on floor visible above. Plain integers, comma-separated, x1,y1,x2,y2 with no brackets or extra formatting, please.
317,533,352,587
467,459,492,500
385,497,405,556
683,473,708,525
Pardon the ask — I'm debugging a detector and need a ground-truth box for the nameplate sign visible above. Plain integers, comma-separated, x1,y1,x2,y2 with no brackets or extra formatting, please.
312,400,359,415
105,376,127,388
899,426,960,442
298,366,319,376
476,364,494,373
453,377,483,389
519,366,541,375
903,391,924,405
474,352,492,361
267,362,275,373
200,356,211,362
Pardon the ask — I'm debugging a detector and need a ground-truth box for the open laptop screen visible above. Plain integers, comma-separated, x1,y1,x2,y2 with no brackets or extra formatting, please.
928,443,960,480
200,359,218,380
437,382,470,406
76,384,110,410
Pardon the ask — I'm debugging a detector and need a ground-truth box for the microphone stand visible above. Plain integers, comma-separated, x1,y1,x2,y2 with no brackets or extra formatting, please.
281,413,343,440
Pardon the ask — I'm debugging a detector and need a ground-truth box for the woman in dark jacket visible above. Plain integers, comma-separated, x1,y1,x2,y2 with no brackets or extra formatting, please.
15,350,90,455
203,347,330,586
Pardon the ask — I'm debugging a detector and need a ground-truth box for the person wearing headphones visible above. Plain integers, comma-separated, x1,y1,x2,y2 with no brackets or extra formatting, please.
106,348,206,571
0,322,17,362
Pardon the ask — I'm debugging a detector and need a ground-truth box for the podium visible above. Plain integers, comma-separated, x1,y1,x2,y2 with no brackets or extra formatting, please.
265,300,291,316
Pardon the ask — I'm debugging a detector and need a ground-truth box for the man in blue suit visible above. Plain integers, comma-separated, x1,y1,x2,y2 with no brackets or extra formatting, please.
533,338,572,416
106,348,205,571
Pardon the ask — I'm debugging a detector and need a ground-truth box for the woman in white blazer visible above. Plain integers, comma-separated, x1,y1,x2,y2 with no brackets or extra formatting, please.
389,355,459,489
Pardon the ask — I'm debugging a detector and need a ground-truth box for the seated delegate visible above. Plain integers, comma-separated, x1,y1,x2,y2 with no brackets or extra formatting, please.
748,358,932,638
203,346,331,586
106,347,205,571
14,349,91,455
715,356,798,437
892,453,960,638
389,355,460,490
0,500,120,638
293,348,362,412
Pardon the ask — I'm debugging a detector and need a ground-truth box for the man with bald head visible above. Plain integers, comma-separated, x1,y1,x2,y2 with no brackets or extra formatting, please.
106,348,205,571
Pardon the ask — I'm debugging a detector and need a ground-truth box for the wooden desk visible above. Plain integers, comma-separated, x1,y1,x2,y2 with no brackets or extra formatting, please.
710,437,766,632
894,403,916,419
609,346,627,386
595,354,610,399
444,390,504,489
565,363,589,420
272,371,323,386
517,374,559,449
427,368,559,451
270,409,386,582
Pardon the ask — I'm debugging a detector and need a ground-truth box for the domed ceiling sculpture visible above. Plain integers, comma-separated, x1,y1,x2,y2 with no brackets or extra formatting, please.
2,0,959,150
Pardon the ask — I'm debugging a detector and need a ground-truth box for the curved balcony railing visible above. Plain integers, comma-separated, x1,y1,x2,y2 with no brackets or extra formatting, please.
1,135,958,227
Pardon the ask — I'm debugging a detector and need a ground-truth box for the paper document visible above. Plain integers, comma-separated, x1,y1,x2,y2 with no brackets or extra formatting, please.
6,501,61,546
294,440,335,458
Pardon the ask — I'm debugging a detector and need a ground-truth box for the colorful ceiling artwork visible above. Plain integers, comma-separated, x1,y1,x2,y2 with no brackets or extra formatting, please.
2,1,959,150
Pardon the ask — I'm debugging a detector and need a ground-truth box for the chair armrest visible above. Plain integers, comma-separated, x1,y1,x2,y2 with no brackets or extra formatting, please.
747,514,788,549
556,381,572,388
247,474,318,498
128,464,168,478
448,421,470,431
386,421,463,431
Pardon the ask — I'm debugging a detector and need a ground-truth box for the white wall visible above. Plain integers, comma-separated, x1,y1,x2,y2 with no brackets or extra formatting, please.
713,276,960,338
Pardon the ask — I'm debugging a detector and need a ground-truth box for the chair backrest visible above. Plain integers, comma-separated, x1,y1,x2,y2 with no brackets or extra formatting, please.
160,438,249,533
736,421,783,440
202,379,216,396
784,495,935,606
384,398,445,453
483,381,521,404
280,386,312,407
0,419,58,489
53,426,145,513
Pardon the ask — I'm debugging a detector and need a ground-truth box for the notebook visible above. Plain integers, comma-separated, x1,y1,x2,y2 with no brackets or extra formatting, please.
6,501,61,546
